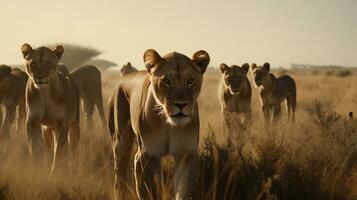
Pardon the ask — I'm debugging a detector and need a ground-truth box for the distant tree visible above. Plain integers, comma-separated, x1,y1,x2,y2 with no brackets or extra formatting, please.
47,43,101,70
86,59,117,70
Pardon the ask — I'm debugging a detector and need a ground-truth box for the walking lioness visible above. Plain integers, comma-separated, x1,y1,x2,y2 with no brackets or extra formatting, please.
0,65,28,137
108,49,210,199
56,64,106,129
71,65,106,129
120,62,138,76
251,63,296,123
218,63,251,134
21,44,80,174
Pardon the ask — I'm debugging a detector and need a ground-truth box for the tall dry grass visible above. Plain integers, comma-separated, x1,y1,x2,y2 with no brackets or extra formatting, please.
0,69,356,200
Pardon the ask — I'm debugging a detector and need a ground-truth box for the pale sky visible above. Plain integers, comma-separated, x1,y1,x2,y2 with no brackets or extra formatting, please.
1,0,356,69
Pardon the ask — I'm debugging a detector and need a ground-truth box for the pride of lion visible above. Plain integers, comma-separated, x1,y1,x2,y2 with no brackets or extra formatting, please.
0,44,297,200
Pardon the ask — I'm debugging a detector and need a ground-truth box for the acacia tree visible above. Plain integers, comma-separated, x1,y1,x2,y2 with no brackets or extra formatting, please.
48,43,102,70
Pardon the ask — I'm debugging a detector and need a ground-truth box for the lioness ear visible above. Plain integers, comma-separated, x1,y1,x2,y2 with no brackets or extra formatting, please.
0,65,11,75
251,63,257,70
144,49,162,73
53,45,64,60
241,63,249,74
21,43,33,59
192,50,210,74
219,63,228,73
263,62,270,71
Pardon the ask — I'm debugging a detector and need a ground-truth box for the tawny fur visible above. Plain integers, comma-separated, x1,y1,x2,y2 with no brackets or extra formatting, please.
56,64,106,129
70,65,106,129
57,63,70,76
251,63,296,123
0,65,28,137
108,49,210,200
218,63,252,134
120,62,138,76
21,43,80,175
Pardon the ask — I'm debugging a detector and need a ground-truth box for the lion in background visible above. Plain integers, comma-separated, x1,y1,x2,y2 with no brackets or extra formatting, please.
21,43,80,175
218,63,251,134
251,62,296,123
71,65,106,129
57,64,106,129
120,62,138,76
108,49,210,199
0,65,28,137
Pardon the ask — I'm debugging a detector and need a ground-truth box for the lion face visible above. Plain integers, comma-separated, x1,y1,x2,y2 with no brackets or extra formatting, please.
21,43,64,89
251,63,270,87
220,63,249,95
120,62,138,75
0,65,12,91
144,49,210,126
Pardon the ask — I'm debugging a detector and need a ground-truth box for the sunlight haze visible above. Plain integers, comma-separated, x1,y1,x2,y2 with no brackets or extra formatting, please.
1,0,356,69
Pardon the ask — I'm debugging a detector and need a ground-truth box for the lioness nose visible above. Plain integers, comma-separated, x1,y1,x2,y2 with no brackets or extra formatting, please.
173,102,188,109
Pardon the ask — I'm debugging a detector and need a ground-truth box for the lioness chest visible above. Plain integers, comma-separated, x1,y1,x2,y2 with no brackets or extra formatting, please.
41,97,69,125
223,95,250,113
27,83,77,126
135,120,199,157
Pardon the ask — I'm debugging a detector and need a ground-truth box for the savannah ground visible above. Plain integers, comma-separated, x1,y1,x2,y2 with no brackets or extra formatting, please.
0,68,356,200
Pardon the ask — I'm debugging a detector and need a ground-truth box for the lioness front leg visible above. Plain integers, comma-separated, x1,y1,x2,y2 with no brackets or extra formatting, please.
42,127,54,164
26,117,44,159
68,120,80,151
134,150,161,200
16,102,26,133
262,104,271,124
1,106,16,138
113,128,134,199
174,152,198,200
223,111,232,135
50,124,69,175
272,104,282,122
242,110,252,129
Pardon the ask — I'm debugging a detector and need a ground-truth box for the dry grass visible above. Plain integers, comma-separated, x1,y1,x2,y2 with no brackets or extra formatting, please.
0,69,356,200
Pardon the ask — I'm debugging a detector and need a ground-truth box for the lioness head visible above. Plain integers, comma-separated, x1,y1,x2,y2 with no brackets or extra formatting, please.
21,43,64,89
251,62,270,87
144,49,210,126
220,63,249,95
120,62,138,76
0,65,12,91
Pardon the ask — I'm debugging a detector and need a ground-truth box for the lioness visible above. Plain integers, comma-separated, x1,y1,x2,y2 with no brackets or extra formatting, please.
218,63,251,133
108,49,210,199
56,64,106,129
120,62,138,76
71,65,106,129
0,65,28,137
21,43,80,174
251,63,296,123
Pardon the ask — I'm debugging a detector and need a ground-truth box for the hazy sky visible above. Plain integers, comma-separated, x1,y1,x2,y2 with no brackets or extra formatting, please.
1,0,356,69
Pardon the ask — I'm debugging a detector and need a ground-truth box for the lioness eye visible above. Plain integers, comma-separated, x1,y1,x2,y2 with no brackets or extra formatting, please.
162,78,171,86
187,79,195,87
